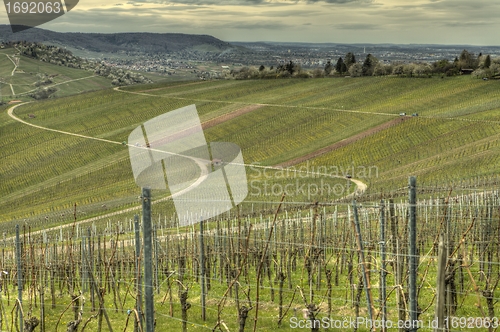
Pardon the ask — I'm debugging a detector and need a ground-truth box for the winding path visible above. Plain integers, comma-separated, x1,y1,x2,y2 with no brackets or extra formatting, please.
6,102,210,238
6,54,17,76
5,94,368,236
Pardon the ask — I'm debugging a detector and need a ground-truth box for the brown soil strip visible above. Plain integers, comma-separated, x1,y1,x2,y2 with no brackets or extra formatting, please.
276,116,412,168
202,104,263,130
148,104,262,147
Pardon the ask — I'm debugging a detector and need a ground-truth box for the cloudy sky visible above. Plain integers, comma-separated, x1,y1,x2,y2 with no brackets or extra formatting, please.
1,0,499,45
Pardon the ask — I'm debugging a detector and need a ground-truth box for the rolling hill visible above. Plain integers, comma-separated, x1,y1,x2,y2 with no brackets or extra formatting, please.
0,46,113,99
0,25,237,55
1,76,499,232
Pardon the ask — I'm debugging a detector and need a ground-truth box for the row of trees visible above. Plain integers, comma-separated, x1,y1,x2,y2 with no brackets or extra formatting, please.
232,49,499,80
328,49,500,78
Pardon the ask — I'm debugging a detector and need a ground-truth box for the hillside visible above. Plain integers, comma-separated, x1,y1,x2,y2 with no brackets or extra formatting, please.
0,46,113,99
1,76,499,230
0,25,236,55
0,43,160,101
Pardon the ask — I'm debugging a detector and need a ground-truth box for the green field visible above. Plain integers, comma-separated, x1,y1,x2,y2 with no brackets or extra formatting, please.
0,47,113,99
1,74,500,332
1,75,500,227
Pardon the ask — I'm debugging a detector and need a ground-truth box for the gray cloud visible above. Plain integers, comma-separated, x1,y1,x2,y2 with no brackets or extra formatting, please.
307,0,373,3
442,21,493,28
258,9,322,17
41,0,500,45
384,1,500,33
128,0,372,5
219,22,292,29
334,23,380,30
48,5,293,32
128,0,266,5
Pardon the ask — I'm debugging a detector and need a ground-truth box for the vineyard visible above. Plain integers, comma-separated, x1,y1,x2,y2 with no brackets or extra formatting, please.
0,187,499,331
0,47,112,99
1,75,500,330
1,76,499,226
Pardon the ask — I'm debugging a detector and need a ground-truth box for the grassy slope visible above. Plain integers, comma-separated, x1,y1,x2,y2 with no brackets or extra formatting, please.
1,76,500,225
0,47,112,98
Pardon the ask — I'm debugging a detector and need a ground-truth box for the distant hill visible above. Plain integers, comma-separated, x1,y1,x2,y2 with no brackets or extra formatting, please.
0,25,235,55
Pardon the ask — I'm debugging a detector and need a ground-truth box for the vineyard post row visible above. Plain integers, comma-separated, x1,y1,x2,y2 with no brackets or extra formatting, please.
5,177,500,331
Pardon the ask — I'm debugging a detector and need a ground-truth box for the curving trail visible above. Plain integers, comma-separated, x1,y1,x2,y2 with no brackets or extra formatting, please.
6,54,17,76
5,94,368,237
8,102,123,145
6,102,210,239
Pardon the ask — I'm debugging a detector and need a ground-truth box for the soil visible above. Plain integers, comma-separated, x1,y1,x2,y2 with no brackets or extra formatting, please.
202,104,262,129
276,116,412,168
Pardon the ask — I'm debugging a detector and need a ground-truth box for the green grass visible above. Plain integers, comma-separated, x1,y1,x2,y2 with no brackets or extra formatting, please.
1,197,499,332
0,47,113,98
2,74,500,332
1,76,500,226
311,116,500,194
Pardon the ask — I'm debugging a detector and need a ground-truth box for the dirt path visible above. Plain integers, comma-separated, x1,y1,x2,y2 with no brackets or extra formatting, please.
276,116,412,168
5,97,369,236
202,104,262,129
15,75,99,96
6,54,17,76
6,102,210,239
4,102,262,232
7,102,124,145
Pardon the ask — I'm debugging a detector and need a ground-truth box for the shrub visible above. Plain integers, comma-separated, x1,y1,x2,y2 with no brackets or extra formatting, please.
30,87,57,100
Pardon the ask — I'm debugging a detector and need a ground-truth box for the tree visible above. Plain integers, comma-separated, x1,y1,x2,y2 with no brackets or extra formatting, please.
334,57,346,75
472,68,487,79
484,55,491,69
373,63,387,76
392,64,404,76
30,86,57,100
312,68,324,78
457,49,477,69
285,61,296,75
432,59,454,75
403,64,416,77
234,67,258,79
324,60,333,75
490,63,500,77
348,63,363,77
344,52,356,69
413,64,432,77
362,54,378,76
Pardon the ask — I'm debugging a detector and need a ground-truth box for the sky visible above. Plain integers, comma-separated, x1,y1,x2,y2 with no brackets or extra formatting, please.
1,0,499,45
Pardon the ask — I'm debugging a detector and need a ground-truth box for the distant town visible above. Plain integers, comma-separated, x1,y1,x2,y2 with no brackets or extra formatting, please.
2,26,500,82
101,42,500,77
